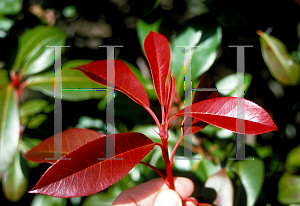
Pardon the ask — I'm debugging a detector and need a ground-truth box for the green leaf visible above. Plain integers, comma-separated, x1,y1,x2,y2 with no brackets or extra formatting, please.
2,150,28,202
170,19,222,96
286,145,300,169
193,157,220,182
256,145,273,159
278,173,300,205
0,69,10,91
26,60,107,101
20,137,42,153
232,157,264,206
62,5,77,18
0,0,22,16
191,25,222,78
20,137,41,168
82,186,120,206
216,73,252,97
75,116,104,129
258,30,300,85
20,99,49,127
30,194,67,206
170,26,202,87
20,99,48,118
26,114,48,129
131,125,178,145
204,168,234,206
82,175,134,206
70,197,81,206
0,84,20,176
136,19,162,53
0,16,14,38
12,26,66,76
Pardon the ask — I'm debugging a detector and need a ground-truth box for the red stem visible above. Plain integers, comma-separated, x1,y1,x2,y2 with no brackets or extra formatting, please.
166,114,178,128
155,143,175,190
138,162,166,180
145,106,160,128
170,134,185,167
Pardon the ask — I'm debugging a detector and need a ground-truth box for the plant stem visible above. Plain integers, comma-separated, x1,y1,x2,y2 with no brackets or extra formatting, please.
156,143,175,189
170,134,185,167
161,105,165,125
145,106,161,128
166,114,178,127
138,162,166,180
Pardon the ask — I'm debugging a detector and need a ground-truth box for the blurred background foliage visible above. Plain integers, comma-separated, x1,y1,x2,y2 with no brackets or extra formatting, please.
0,0,300,205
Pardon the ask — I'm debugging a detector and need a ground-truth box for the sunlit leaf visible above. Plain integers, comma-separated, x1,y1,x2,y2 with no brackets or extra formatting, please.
175,97,278,135
144,31,170,106
12,26,66,76
257,30,300,85
216,73,252,97
204,168,234,206
0,84,20,176
29,132,155,197
170,19,222,96
26,60,106,101
24,128,105,164
123,60,157,100
232,157,264,206
0,16,14,38
182,73,221,136
74,59,150,108
166,71,176,118
2,150,28,202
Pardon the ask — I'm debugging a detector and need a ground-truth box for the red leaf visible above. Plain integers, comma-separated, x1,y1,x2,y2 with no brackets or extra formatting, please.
144,31,171,106
24,128,105,164
73,60,150,108
165,71,176,118
176,97,277,135
182,74,221,136
29,132,155,198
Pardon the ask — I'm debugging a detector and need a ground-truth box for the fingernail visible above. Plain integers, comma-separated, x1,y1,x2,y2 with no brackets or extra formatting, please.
154,189,182,206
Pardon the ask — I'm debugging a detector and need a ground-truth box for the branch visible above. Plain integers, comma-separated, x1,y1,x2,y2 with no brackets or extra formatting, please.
138,162,166,180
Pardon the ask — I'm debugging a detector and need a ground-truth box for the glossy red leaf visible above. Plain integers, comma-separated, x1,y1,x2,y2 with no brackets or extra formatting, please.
74,60,150,108
165,71,176,118
24,128,105,164
176,97,277,135
29,132,155,198
144,31,171,106
182,74,221,136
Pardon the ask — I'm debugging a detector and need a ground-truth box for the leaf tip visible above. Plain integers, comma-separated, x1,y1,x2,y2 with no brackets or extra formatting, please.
256,30,264,36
